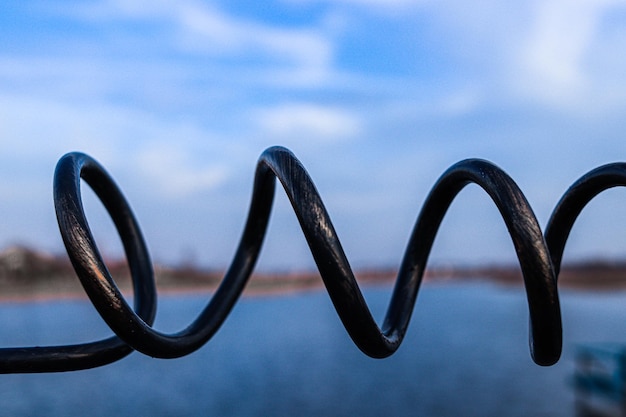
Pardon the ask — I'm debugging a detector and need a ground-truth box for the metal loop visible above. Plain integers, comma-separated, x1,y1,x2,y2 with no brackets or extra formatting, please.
546,163,626,276
0,153,157,374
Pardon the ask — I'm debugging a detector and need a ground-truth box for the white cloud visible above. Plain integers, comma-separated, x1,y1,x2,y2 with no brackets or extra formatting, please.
135,144,228,199
282,0,429,11
64,0,333,72
253,103,363,143
0,91,239,197
519,0,599,100
0,94,118,161
178,5,331,66
438,90,483,116
511,0,626,110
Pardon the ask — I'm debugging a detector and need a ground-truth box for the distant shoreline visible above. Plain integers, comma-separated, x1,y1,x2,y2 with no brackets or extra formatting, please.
0,269,399,303
1,261,626,304
0,245,625,303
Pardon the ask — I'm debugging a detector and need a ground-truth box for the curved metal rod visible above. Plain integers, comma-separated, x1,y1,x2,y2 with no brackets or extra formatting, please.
0,153,157,373
546,163,626,276
53,146,562,366
394,157,561,366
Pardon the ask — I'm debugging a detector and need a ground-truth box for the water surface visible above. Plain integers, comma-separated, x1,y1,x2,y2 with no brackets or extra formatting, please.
0,282,624,416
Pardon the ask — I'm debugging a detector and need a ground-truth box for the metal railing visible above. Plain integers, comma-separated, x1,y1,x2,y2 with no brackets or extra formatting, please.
0,145,624,373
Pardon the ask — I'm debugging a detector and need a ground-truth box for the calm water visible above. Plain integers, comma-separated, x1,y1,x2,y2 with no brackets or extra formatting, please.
0,282,625,416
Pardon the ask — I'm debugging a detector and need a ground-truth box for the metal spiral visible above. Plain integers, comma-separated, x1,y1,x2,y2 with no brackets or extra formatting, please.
0,146,624,374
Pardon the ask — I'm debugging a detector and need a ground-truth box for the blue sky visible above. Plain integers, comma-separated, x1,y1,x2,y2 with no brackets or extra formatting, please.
1,0,626,271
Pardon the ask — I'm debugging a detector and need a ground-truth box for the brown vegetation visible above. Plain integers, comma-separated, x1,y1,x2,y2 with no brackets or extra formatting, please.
0,245,624,301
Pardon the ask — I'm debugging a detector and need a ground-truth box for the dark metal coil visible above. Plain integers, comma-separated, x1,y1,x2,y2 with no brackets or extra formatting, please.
0,146,623,373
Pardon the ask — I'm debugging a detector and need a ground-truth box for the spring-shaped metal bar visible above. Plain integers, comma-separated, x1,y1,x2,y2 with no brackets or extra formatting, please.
0,146,623,374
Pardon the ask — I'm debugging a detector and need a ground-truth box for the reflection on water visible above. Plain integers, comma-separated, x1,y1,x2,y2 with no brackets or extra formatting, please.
0,282,624,417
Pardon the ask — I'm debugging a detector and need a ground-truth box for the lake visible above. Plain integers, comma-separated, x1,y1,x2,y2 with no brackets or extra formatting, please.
0,281,624,416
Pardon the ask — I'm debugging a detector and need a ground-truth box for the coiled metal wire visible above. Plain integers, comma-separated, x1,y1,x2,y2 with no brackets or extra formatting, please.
0,146,623,373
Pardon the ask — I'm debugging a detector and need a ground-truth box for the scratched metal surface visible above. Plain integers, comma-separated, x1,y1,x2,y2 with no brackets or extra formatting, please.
0,146,625,377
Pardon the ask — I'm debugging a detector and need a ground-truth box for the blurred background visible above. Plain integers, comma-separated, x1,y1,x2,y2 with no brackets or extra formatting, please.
2,1,626,416
1,0,626,271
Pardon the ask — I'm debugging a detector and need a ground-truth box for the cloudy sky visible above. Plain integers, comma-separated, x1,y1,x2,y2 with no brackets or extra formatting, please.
1,0,626,272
